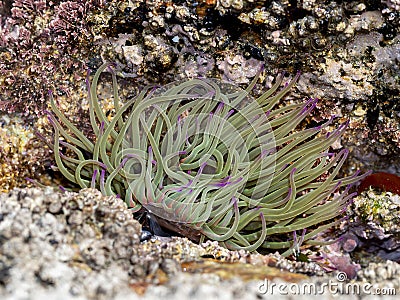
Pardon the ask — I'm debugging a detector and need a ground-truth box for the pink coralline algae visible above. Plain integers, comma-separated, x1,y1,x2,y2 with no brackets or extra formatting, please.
49,1,93,46
0,0,98,114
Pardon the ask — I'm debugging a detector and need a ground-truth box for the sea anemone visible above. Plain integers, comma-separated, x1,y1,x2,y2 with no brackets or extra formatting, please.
46,62,367,255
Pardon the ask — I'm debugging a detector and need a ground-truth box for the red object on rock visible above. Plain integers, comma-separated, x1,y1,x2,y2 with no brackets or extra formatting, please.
358,172,400,195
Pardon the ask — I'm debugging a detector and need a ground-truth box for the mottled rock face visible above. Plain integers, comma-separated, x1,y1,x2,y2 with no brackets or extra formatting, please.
1,187,400,299
0,188,142,299
347,190,400,261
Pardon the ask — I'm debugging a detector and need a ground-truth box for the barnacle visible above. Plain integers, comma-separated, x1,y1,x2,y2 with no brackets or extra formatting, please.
46,62,367,255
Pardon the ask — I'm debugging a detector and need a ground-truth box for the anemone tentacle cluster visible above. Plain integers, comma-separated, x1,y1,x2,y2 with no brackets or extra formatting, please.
47,62,367,255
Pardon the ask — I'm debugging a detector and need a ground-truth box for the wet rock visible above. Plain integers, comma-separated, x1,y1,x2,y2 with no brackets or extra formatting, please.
348,190,400,261
0,188,141,299
1,187,400,299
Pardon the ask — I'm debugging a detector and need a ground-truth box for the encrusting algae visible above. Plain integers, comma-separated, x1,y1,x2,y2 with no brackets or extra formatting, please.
0,114,48,192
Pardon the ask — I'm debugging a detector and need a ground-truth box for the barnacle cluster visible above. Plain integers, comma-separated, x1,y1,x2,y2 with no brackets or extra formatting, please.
47,62,366,255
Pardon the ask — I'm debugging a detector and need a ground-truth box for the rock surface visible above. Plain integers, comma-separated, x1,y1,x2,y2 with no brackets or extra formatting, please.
1,188,399,299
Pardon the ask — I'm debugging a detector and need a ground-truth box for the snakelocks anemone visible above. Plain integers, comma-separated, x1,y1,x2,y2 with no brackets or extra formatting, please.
46,62,367,256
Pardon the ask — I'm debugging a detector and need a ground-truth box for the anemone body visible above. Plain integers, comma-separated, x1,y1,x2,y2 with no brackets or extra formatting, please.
47,62,367,255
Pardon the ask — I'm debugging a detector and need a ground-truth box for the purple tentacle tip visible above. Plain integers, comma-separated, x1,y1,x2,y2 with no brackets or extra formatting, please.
214,179,230,188
91,170,98,187
200,162,207,170
25,177,34,184
350,170,361,178
280,164,289,171
342,148,349,156
120,158,129,168
226,109,234,118
231,196,238,207
47,115,56,126
107,65,114,73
